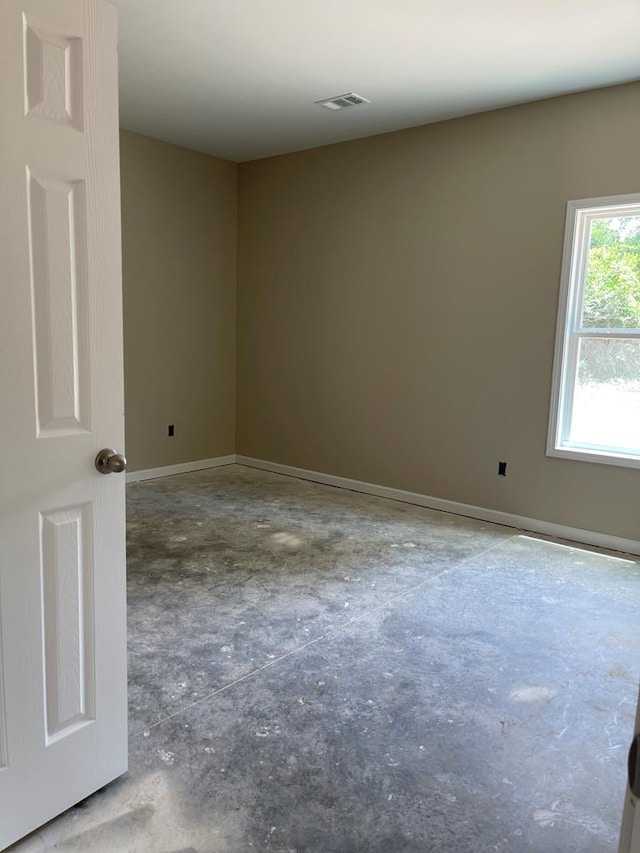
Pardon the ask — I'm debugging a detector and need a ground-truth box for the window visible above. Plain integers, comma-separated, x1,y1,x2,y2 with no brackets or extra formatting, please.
548,193,640,468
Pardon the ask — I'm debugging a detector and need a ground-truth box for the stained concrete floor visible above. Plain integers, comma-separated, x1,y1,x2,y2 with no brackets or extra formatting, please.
10,464,640,852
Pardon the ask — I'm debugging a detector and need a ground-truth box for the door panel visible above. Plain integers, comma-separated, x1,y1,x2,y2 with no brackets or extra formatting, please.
41,503,95,741
0,1,126,848
28,168,91,435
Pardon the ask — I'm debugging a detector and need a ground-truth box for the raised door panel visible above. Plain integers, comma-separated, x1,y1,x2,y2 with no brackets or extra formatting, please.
41,504,94,742
24,14,83,129
28,169,90,436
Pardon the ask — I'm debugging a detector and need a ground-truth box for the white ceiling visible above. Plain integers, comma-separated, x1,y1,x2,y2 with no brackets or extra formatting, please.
114,0,640,163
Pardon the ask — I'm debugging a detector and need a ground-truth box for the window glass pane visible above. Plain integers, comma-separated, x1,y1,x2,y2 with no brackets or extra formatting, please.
582,215,640,328
569,338,640,452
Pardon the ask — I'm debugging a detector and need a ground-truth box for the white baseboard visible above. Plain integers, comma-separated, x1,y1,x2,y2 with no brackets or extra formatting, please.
126,454,237,483
236,455,640,557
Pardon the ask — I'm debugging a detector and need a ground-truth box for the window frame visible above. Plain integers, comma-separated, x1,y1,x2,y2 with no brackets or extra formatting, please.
547,192,640,469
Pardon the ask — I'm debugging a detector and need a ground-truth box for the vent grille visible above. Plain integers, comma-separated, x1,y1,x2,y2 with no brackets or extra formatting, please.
316,92,370,111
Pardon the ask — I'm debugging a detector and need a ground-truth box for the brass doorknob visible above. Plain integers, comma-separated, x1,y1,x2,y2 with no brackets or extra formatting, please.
95,448,127,474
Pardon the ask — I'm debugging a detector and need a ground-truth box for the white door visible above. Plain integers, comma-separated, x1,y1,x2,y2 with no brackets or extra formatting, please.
0,0,127,848
620,688,640,853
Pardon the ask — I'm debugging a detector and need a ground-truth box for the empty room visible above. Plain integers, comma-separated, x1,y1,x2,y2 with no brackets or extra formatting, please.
1,1,640,851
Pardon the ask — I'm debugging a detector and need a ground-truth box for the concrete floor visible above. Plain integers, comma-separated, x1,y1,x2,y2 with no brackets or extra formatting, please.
10,464,640,852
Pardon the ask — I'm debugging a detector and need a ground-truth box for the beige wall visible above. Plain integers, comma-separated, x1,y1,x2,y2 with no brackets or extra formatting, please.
237,82,640,540
120,130,237,471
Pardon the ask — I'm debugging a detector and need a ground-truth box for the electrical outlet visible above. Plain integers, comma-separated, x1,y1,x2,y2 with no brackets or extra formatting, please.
498,461,507,476
168,424,175,437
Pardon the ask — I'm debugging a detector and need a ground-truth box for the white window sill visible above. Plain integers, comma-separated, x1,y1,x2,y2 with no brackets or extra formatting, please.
547,444,640,470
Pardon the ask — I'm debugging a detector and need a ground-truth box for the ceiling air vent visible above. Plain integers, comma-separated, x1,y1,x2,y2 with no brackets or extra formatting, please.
315,92,370,111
